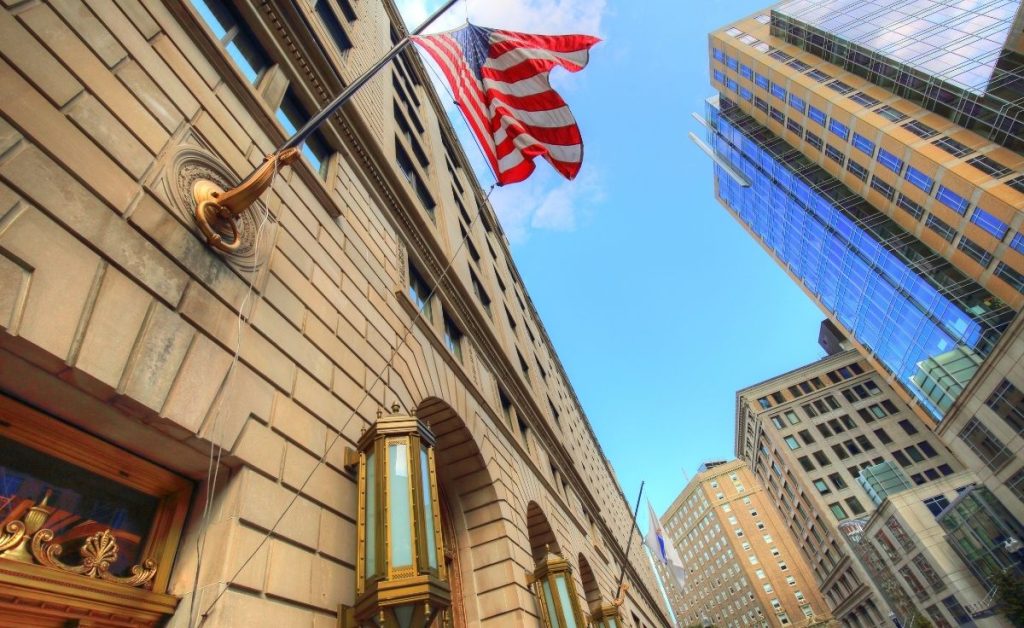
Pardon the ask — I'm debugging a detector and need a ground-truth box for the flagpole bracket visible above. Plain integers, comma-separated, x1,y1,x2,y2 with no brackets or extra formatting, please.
192,148,300,253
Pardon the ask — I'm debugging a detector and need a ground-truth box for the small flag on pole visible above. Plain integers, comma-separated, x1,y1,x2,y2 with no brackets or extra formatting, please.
645,500,687,590
412,23,599,185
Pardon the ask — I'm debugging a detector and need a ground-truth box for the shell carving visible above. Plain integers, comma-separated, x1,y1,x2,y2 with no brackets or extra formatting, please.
30,528,157,587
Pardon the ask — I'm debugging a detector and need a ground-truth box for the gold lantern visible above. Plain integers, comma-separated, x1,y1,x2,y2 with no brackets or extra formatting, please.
349,404,449,627
591,601,622,628
530,547,585,628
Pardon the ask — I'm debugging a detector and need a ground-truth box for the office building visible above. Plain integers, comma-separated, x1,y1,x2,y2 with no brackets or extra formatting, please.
658,460,832,627
704,2,1024,422
0,1,670,626
736,349,964,625
841,471,1012,627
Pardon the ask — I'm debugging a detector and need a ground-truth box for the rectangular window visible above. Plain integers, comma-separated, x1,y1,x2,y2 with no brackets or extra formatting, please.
726,56,738,71
825,145,845,165
278,90,330,177
877,148,904,174
769,107,785,123
1011,233,1024,254
470,270,491,315
192,0,270,84
874,428,893,444
918,440,939,458
786,58,810,71
1008,175,1024,194
970,208,1009,240
807,105,826,126
444,315,463,361
768,49,793,62
849,91,881,107
959,417,1013,472
899,419,919,435
726,78,739,92
958,237,994,268
902,119,937,138
852,133,875,156
806,69,831,83
787,118,804,136
932,136,973,158
813,451,831,467
986,379,1024,434
315,0,353,53
1009,466,1024,504
739,86,753,102
875,105,908,122
755,73,770,90
829,503,848,520
713,69,726,83
826,79,854,95
788,93,806,113
395,140,435,209
870,176,895,201
847,160,868,182
740,64,753,79
713,48,725,62
828,118,849,140
805,131,822,150
771,83,787,101
408,264,432,319
754,97,769,113
925,214,957,242
994,263,1024,293
905,166,934,193
785,436,801,450
936,185,970,214
967,154,1012,178
896,194,924,219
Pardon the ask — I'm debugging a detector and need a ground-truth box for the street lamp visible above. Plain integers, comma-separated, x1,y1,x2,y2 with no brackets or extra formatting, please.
530,547,585,628
349,404,450,627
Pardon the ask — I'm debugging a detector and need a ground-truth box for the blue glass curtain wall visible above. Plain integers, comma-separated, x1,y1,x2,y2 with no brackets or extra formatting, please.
707,99,1014,419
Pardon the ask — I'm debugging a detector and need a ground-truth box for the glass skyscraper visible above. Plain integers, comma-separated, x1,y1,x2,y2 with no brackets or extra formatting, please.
705,1,1024,421
708,100,1014,418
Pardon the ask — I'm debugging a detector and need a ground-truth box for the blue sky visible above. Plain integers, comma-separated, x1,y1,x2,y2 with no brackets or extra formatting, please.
397,0,826,522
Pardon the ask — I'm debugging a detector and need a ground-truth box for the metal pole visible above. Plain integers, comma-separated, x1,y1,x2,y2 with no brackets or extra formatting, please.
615,480,645,597
280,0,460,151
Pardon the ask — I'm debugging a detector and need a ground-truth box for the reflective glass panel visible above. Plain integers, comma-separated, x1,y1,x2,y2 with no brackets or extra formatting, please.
365,449,378,577
420,447,438,569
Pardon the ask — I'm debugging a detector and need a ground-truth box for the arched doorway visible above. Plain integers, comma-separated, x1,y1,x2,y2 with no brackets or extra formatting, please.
416,397,517,625
579,554,602,615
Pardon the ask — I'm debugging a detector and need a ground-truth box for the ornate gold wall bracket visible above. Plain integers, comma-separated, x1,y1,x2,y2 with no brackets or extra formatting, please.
30,528,158,588
0,521,25,554
192,148,300,253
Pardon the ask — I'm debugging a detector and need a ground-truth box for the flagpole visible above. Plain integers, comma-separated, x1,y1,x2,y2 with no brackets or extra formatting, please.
281,0,460,151
191,0,460,252
614,480,645,601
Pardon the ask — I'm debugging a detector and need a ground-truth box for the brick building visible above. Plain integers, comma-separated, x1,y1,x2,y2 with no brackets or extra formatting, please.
657,460,832,627
0,0,669,626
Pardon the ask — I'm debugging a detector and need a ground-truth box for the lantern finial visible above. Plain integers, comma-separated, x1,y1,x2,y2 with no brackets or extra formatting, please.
391,402,401,414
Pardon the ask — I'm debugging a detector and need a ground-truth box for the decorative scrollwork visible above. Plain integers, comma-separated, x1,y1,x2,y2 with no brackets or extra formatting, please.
0,520,25,553
30,528,157,588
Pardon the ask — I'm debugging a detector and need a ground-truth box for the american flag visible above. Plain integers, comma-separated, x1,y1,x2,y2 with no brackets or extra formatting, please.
412,24,599,185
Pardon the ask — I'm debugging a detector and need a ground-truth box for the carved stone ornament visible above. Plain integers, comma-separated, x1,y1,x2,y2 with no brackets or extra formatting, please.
0,520,25,554
162,144,278,272
30,528,158,588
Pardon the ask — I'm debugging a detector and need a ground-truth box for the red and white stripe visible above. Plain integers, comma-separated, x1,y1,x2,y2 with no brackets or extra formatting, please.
413,26,599,185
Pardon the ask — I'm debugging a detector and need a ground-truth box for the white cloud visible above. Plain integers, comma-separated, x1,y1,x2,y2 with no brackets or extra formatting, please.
488,167,605,243
396,0,607,36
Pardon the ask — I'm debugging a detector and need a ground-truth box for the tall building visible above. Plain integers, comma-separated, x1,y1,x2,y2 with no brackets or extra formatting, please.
703,2,1024,423
657,460,832,627
0,1,670,627
736,349,964,625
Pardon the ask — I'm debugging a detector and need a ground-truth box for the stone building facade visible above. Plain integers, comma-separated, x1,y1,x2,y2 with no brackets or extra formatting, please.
735,350,964,626
657,460,832,627
0,0,670,626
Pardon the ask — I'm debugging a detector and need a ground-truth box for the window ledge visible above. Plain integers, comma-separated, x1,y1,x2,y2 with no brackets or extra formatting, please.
0,559,179,625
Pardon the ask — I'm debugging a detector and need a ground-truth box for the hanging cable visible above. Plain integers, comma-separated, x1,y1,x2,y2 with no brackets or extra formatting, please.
196,183,495,623
187,159,282,628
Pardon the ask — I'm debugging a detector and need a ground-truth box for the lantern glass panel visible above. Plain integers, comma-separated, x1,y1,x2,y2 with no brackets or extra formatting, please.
388,442,413,567
542,579,562,628
394,605,414,628
554,573,579,628
608,618,618,628
420,446,438,569
365,449,377,578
